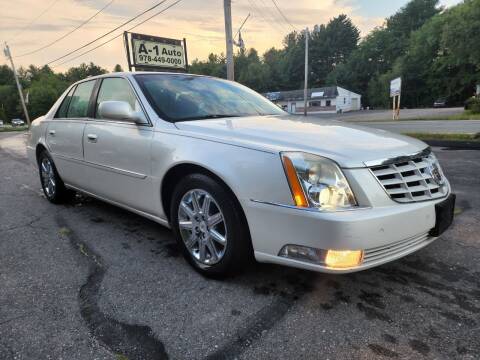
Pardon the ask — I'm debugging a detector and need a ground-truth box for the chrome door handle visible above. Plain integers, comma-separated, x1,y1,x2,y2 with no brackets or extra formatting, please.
87,134,98,143
49,130,56,136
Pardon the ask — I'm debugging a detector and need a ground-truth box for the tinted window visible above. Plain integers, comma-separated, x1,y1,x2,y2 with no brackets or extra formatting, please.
55,86,76,118
96,78,141,119
67,80,95,118
135,74,285,122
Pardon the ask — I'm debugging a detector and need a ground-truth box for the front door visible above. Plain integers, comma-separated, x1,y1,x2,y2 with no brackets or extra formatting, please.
82,77,155,214
45,80,96,187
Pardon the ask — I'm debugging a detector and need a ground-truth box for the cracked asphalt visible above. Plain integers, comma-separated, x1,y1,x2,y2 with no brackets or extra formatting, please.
1,131,479,360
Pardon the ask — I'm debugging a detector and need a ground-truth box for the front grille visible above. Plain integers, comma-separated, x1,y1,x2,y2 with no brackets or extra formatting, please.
363,232,432,264
370,152,448,203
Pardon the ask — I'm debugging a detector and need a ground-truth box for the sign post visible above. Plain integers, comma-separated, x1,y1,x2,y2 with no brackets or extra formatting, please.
390,77,402,120
124,32,188,72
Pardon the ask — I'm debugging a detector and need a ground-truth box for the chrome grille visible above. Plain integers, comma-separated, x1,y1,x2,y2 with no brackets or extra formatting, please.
370,152,448,203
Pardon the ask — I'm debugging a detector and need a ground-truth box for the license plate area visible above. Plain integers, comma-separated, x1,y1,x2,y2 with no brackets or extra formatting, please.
429,193,456,237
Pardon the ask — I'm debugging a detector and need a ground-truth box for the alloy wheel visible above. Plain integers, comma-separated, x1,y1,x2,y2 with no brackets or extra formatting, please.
40,157,56,198
177,189,227,265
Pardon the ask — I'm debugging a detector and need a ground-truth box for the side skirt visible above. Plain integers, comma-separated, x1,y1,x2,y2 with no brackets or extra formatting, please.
65,183,171,229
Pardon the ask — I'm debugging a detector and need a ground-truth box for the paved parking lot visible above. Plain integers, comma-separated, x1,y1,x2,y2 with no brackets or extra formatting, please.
1,132,479,360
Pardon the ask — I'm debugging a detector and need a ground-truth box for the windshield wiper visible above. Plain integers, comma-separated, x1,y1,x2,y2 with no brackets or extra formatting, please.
175,114,241,122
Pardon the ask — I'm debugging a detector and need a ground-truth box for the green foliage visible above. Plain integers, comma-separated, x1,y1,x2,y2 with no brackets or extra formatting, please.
0,62,107,122
113,64,124,72
465,98,480,113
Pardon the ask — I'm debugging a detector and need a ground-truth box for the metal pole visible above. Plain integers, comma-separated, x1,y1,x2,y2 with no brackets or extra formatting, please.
4,43,30,127
183,38,189,72
123,32,132,72
303,28,309,117
224,0,234,81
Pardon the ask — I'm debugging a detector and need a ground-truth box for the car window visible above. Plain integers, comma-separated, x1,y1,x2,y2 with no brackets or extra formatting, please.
55,86,76,119
135,74,285,122
95,78,142,119
67,80,96,118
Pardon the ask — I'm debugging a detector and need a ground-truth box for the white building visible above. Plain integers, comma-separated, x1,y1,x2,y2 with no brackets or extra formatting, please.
265,86,362,114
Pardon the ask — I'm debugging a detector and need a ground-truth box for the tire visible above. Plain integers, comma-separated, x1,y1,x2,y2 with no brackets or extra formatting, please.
170,173,252,276
38,150,74,204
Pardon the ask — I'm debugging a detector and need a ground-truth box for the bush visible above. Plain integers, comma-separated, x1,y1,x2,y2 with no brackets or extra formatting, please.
465,97,480,113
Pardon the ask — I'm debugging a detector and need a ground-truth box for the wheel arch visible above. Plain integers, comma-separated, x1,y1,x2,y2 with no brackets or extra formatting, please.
161,162,248,228
35,143,48,164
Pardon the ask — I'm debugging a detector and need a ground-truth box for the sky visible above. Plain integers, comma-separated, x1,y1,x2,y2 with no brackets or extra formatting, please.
0,0,463,72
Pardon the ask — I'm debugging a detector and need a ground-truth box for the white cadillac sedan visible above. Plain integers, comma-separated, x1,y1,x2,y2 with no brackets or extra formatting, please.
27,72,455,276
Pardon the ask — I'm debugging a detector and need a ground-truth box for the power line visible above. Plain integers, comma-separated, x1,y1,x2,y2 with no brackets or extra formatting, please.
45,0,170,66
9,0,62,42
245,0,287,34
15,0,116,58
52,0,184,68
256,0,289,32
270,0,297,31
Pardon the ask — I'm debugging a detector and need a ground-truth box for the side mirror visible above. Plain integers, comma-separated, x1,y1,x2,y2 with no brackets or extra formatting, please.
97,101,147,124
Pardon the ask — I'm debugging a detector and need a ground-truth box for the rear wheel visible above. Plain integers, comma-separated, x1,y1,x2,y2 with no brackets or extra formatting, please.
170,173,252,276
38,150,74,204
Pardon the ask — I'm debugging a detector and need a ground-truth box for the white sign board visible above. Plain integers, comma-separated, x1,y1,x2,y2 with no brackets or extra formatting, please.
132,39,185,70
390,77,402,97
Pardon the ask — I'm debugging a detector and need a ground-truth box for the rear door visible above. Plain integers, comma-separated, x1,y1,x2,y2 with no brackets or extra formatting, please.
45,80,96,187
82,77,155,214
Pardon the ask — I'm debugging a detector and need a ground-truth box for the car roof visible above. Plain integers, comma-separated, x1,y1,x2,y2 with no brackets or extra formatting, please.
76,71,207,83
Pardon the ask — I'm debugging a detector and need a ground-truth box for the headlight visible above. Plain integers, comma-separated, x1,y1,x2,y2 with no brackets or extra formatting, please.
281,152,357,210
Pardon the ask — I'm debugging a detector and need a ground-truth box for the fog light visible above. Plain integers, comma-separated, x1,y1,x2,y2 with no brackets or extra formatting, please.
324,250,363,269
279,245,363,268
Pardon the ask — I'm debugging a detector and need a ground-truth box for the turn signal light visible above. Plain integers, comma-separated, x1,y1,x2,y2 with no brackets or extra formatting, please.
324,250,363,269
281,154,309,207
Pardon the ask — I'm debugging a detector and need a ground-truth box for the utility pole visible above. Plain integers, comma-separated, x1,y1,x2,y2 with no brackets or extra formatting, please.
223,0,234,81
4,43,30,127
303,28,309,117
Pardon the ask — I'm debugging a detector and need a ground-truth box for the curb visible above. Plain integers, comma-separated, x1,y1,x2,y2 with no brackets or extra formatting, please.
424,139,480,149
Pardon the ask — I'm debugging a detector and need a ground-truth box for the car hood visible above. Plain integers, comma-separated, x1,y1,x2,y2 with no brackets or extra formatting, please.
174,115,427,168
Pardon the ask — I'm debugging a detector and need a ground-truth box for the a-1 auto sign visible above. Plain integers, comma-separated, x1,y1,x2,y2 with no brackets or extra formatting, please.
127,32,187,72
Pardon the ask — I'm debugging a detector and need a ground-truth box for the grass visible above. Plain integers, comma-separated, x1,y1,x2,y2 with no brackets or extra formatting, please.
412,110,480,121
0,125,28,132
403,132,480,142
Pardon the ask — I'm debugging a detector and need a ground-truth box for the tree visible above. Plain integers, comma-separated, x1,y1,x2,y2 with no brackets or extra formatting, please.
310,15,360,87
62,62,107,83
113,64,124,72
328,0,441,106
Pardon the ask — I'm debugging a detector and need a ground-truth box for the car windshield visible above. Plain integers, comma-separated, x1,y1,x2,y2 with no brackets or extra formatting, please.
135,74,285,122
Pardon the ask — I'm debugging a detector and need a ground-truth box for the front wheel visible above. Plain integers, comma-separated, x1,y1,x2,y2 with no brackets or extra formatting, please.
170,174,252,276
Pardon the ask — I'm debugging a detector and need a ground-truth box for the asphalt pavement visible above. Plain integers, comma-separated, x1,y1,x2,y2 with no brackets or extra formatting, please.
352,120,480,135
1,132,479,359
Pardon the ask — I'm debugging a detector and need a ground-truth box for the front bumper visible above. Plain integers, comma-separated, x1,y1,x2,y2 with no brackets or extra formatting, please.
244,197,447,273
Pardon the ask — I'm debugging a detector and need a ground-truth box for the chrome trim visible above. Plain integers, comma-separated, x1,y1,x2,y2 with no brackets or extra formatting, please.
250,199,371,213
65,183,170,228
53,153,147,179
363,147,431,167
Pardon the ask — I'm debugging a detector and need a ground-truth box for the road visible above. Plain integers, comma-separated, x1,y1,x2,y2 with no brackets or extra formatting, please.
1,132,479,359
352,120,480,135
313,107,466,122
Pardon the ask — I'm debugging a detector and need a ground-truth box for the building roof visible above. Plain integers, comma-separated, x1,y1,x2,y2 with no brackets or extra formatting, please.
264,86,339,101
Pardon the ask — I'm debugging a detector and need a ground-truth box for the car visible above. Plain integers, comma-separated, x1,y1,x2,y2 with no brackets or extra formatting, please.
0,120,4,128
27,72,455,276
11,118,25,126
433,98,447,108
